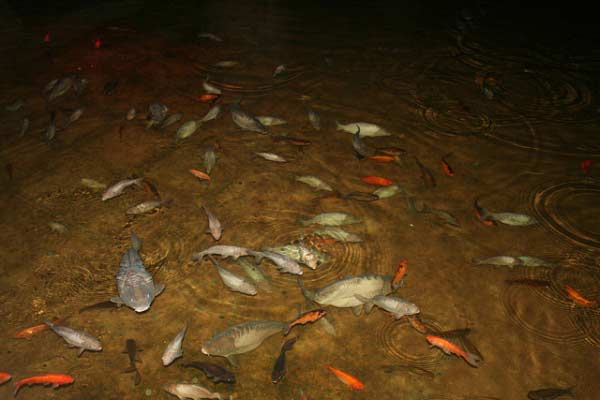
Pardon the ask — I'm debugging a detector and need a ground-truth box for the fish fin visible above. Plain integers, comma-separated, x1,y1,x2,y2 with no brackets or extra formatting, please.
463,351,482,368
77,347,86,357
110,296,124,306
364,302,375,314
154,283,166,297
131,233,142,250
226,355,239,367
352,305,363,317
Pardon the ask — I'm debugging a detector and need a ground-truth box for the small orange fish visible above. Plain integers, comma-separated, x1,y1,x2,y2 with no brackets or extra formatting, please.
441,158,454,176
367,155,395,163
15,317,64,339
0,372,11,385
285,309,327,336
325,365,364,390
94,38,101,49
189,169,211,181
391,259,408,288
361,176,393,186
580,159,592,175
43,32,51,43
196,93,220,103
426,335,481,367
13,373,74,397
565,285,597,307
407,315,428,334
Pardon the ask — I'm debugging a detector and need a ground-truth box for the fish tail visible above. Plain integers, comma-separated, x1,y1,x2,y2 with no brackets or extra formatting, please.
131,233,142,250
43,319,54,328
283,325,291,336
335,121,343,130
463,351,482,367
297,277,316,301
13,382,23,397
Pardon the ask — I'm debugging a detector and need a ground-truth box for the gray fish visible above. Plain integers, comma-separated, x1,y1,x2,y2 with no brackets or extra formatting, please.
126,199,169,215
340,191,379,202
111,233,165,312
47,77,74,102
251,250,303,275
72,76,88,96
102,177,143,201
256,152,287,162
299,212,360,227
237,258,273,292
307,108,321,130
202,320,287,366
44,320,102,356
272,337,297,383
147,102,169,128
208,255,257,295
203,79,222,95
201,105,221,123
475,202,538,226
256,116,287,126
48,222,67,234
517,256,557,267
162,322,188,366
175,120,201,142
313,227,362,243
5,99,24,111
295,175,333,191
45,111,57,141
19,117,30,137
203,146,217,174
230,103,268,134
192,245,252,261
352,126,375,158
421,205,459,227
161,113,183,128
373,184,402,199
355,294,419,319
527,387,574,400
474,256,523,267
164,383,229,400
44,78,59,94
202,205,223,241
264,243,328,269
336,121,391,137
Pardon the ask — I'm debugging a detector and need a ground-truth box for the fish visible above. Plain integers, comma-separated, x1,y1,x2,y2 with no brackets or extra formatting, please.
48,222,67,233
202,146,217,175
299,273,393,314
474,199,497,226
251,250,303,275
19,117,29,136
201,320,287,366
190,169,211,181
336,121,391,137
164,383,230,400
44,320,102,356
147,103,169,127
197,93,221,103
208,255,257,295
474,201,538,226
340,191,379,202
203,79,222,95
102,178,143,201
565,285,597,307
295,175,333,191
162,322,188,366
407,314,429,334
517,256,557,267
237,258,273,292
111,233,165,312
64,107,84,128
45,111,57,141
126,108,136,120
161,113,183,128
201,105,221,123
376,146,406,156
13,373,74,397
299,212,360,227
441,156,454,176
391,259,408,289
352,126,375,158
46,76,74,102
474,256,523,267
307,108,321,130
421,205,459,227
126,199,170,215
122,339,142,385
527,387,574,400
273,64,286,78
198,32,223,42
230,102,268,134
200,205,223,241
181,362,236,384
373,184,402,199
505,278,551,287
284,309,326,336
0,372,11,385
325,365,364,390
580,160,592,175
426,334,482,367
367,155,395,162
256,116,287,126
361,176,393,186
15,317,64,338
192,245,252,261
214,60,238,67
313,227,362,242
264,243,328,269
175,120,201,142
81,178,107,191
79,300,119,313
256,152,287,162
355,294,419,319
5,99,24,111
103,79,119,95
415,158,436,188
272,337,297,383
271,136,311,146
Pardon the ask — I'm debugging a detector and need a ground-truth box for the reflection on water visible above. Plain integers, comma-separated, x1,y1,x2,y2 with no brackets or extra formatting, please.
1,0,599,399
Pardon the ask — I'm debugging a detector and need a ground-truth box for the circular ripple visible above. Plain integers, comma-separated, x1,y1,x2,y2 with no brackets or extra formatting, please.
376,314,445,368
420,106,493,137
569,307,600,348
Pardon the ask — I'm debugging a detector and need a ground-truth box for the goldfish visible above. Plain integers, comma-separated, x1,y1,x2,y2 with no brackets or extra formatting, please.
94,38,101,49
441,157,454,176
0,372,11,385
407,315,428,334
325,365,364,390
13,373,74,397
367,155,395,163
565,285,597,307
474,200,496,226
15,317,64,339
189,169,211,181
284,309,327,336
391,259,408,288
580,159,592,175
196,93,221,103
361,176,393,186
426,335,482,367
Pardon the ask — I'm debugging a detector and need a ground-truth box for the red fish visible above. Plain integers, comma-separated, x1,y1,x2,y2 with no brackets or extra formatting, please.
94,38,101,49
189,169,211,181
580,160,592,175
367,155,395,163
285,309,327,336
325,365,364,390
426,335,482,367
43,32,51,43
565,285,597,307
441,157,454,176
196,93,220,103
0,372,11,385
391,259,408,288
13,373,74,397
15,317,65,339
361,176,393,186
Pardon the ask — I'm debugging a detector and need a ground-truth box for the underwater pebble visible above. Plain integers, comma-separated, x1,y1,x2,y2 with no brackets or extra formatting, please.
145,388,152,396
192,377,199,383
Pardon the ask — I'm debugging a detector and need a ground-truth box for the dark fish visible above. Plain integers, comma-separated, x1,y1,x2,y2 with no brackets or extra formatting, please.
142,179,161,199
527,387,574,400
5,163,13,181
103,79,119,95
45,111,57,142
78,300,119,313
340,191,379,202
271,136,311,146
181,361,236,384
122,339,142,385
505,278,551,287
415,157,436,188
352,126,375,159
436,328,471,339
271,337,297,383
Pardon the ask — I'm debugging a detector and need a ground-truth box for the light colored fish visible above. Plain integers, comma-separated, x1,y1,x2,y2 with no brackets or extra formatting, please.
314,227,362,243
263,243,328,269
126,199,169,215
201,104,221,123
44,78,59,94
237,258,272,292
48,222,67,234
256,116,287,126
197,32,223,42
203,146,217,174
44,320,102,356
230,103,268,134
355,294,419,319
352,126,375,157
214,61,238,67
256,152,287,162
476,203,538,226
65,108,84,128
273,64,286,78
175,120,201,142
164,383,229,400
192,245,252,261
19,117,29,136
102,178,143,201
208,255,257,295
251,250,303,275
295,175,333,191
203,205,223,241
373,184,402,199
45,111,57,141
299,212,360,226
161,113,183,128
126,107,136,120
5,99,24,111
201,320,286,365
81,178,107,191
336,121,391,137
46,77,74,102
517,256,557,267
203,79,222,95
162,322,188,366
474,256,523,267
307,108,321,130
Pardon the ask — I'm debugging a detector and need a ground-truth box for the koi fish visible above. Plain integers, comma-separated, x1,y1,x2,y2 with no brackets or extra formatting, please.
196,93,221,103
474,200,496,226
391,259,408,289
15,317,65,339
189,169,211,181
325,365,364,390
13,373,74,397
407,315,428,334
367,155,395,163
565,285,597,307
441,156,454,176
426,335,482,367
284,309,327,336
580,160,592,175
361,176,393,186
0,372,11,385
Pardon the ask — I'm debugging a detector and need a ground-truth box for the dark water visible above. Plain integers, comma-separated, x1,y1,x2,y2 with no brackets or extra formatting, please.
1,1,599,399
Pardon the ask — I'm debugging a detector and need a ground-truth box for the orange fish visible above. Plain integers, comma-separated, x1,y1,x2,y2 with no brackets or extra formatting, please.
325,365,364,390
0,372,11,385
361,176,393,186
407,315,428,334
580,159,592,175
43,32,51,43
367,155,395,163
426,335,482,367
441,158,454,176
13,373,74,397
285,309,327,336
391,259,408,288
565,285,597,307
474,200,496,226
196,93,220,103
15,317,64,339
189,169,211,181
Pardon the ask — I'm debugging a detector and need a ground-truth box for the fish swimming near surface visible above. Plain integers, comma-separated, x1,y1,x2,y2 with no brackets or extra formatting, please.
284,309,326,336
527,387,574,400
426,334,481,367
336,121,391,137
44,320,102,356
202,205,223,241
175,120,201,142
355,294,419,319
208,255,257,295
326,365,364,390
182,362,236,384
295,175,333,191
102,178,143,201
122,339,142,385
203,78,222,95
474,256,524,267
202,320,287,366
162,322,188,366
230,102,268,134
164,383,230,400
251,250,304,275
201,105,221,123
299,212,360,227
272,337,298,383
13,373,74,397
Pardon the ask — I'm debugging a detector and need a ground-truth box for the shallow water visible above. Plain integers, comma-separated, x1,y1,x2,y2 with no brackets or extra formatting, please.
1,1,599,399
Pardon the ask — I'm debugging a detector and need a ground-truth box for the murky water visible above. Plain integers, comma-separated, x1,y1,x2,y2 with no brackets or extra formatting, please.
1,1,599,399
